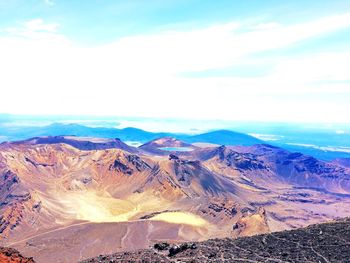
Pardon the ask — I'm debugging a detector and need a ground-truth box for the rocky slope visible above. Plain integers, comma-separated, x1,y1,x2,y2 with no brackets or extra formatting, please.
332,158,350,168
81,217,350,263
0,136,350,262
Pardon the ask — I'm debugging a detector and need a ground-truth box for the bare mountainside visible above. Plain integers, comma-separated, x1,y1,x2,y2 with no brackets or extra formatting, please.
82,218,350,263
0,136,350,262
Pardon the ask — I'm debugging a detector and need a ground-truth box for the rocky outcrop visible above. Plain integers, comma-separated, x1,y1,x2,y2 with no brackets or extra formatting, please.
0,170,31,237
0,247,35,263
232,207,269,236
0,171,20,203
199,145,267,171
109,153,151,175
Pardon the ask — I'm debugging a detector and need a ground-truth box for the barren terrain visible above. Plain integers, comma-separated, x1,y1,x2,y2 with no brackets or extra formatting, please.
0,136,350,262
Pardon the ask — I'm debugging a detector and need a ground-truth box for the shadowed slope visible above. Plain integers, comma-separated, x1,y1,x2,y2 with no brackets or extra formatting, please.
197,144,350,195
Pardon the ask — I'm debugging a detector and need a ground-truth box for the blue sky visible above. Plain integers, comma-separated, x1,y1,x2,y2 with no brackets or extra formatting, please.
2,0,350,43
0,0,350,123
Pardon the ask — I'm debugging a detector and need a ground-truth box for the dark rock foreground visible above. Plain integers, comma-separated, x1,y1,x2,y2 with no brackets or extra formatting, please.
0,246,35,263
81,218,350,263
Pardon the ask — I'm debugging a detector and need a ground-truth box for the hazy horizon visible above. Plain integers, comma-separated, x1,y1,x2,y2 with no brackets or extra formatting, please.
1,113,350,133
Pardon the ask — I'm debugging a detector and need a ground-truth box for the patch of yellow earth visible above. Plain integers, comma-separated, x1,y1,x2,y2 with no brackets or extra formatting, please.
73,192,138,222
43,190,136,223
42,189,175,224
149,211,208,227
235,182,264,192
40,184,205,226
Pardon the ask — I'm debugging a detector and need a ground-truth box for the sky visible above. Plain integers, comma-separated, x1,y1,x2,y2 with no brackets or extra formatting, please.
0,0,350,123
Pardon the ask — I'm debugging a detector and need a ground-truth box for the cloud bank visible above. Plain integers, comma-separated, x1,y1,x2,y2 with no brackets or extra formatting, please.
0,13,349,122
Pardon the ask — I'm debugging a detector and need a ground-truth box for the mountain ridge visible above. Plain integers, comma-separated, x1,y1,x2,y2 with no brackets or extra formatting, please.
1,136,350,262
0,123,263,146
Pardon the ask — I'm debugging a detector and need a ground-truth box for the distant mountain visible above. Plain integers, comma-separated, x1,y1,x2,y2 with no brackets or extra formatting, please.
12,135,138,153
36,124,171,142
1,123,350,161
181,130,262,146
0,123,262,147
0,123,172,143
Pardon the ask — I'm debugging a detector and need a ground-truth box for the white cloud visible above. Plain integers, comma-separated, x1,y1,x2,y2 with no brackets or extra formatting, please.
336,130,346,134
4,18,62,40
0,14,350,122
248,134,284,141
24,18,58,32
287,143,350,153
250,22,282,31
44,0,54,6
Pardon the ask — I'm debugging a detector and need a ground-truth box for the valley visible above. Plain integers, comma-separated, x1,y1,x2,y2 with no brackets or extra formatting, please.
0,136,350,262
